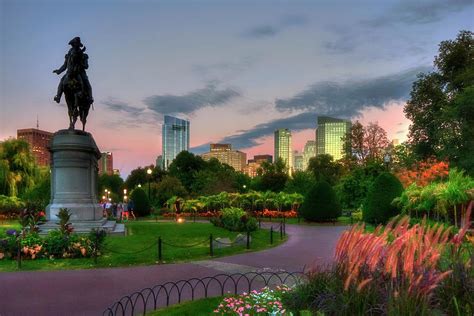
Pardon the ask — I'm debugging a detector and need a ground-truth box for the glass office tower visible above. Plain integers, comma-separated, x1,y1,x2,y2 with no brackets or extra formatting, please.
274,128,292,173
316,116,351,160
162,115,190,170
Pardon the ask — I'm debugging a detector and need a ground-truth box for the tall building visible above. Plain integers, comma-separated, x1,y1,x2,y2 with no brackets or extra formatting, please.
316,116,351,161
293,150,304,172
98,152,113,175
162,115,190,170
274,129,292,173
303,140,316,170
253,154,272,163
155,155,163,169
17,128,53,166
201,144,247,172
244,154,273,177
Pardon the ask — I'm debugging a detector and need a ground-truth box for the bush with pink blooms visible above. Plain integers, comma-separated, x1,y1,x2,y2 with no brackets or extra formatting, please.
213,285,291,315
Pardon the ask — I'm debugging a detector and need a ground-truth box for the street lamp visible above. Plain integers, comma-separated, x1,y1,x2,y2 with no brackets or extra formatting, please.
147,168,152,200
123,189,127,203
104,189,109,200
138,184,142,188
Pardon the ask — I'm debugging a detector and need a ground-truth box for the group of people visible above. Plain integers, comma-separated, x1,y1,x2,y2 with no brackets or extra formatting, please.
102,200,136,221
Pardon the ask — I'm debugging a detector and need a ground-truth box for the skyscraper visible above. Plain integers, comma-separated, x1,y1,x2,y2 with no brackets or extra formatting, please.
293,150,304,172
17,128,53,166
162,115,190,170
274,129,292,173
316,116,351,160
303,140,316,170
98,152,113,175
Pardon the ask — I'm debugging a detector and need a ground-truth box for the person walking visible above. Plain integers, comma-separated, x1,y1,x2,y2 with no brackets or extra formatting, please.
127,199,136,220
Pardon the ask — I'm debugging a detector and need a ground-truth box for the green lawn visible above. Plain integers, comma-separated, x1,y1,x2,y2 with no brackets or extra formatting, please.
0,221,286,272
149,296,223,316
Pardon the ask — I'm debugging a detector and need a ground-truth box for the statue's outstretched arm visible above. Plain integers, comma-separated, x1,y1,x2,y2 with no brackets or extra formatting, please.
53,54,68,74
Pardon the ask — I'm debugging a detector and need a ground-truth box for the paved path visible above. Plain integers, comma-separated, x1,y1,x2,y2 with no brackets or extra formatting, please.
0,223,348,316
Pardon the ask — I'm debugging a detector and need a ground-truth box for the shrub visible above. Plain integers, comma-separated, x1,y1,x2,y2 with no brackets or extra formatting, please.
0,195,25,216
211,207,258,232
363,172,404,224
300,181,341,222
130,187,150,217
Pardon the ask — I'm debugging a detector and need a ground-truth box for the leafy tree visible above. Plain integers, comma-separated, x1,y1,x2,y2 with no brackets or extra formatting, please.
168,151,206,192
252,159,289,192
335,162,385,210
98,174,124,197
307,154,343,185
363,172,404,224
191,159,239,195
404,30,474,174
300,181,341,222
21,167,51,210
0,139,40,196
125,165,165,190
343,121,389,166
154,176,187,208
130,187,150,217
284,171,315,196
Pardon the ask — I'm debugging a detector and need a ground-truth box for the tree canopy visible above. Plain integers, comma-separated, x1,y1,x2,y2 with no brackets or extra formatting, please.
404,30,474,174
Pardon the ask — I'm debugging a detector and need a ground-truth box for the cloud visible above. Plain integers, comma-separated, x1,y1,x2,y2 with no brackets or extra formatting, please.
366,0,473,26
144,83,240,115
274,67,431,116
101,98,160,129
192,67,431,153
242,14,308,39
103,98,145,116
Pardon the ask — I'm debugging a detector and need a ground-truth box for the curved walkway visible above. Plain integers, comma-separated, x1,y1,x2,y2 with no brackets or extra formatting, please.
0,223,348,316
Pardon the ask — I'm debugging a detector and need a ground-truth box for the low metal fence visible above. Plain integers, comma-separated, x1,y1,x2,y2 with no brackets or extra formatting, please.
103,270,306,316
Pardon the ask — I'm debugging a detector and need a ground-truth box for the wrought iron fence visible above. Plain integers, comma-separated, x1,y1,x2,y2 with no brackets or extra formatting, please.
103,270,306,316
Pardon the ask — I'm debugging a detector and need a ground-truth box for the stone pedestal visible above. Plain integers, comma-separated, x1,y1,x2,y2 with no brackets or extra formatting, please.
41,129,124,234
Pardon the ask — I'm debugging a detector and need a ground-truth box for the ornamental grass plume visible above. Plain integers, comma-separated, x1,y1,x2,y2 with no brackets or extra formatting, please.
335,215,453,300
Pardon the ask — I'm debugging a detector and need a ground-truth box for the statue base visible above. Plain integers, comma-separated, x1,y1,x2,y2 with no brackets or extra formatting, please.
42,129,124,235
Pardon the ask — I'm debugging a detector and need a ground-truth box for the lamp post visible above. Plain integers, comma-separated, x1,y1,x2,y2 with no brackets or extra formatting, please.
123,189,127,203
104,189,109,201
147,168,152,201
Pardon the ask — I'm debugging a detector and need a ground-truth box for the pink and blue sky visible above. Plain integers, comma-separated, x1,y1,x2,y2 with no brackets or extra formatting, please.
1,0,472,176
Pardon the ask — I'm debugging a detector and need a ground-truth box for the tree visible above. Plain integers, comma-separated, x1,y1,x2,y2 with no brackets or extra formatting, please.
168,151,206,192
130,187,150,217
343,121,389,165
404,30,474,174
307,154,343,185
335,162,385,210
363,172,404,224
252,159,289,192
125,165,165,190
300,181,342,222
284,171,315,196
0,139,39,197
154,176,187,208
98,174,124,197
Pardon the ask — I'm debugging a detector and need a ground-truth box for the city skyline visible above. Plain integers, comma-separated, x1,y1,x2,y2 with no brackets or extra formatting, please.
1,0,472,176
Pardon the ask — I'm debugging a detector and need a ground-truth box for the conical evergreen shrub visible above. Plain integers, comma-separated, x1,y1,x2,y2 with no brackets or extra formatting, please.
300,181,341,222
363,172,404,224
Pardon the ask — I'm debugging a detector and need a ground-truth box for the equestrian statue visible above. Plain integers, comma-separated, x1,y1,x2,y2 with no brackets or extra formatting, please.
53,37,94,131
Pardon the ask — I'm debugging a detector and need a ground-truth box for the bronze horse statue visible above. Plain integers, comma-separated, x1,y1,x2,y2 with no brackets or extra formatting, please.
53,37,93,131
61,73,92,131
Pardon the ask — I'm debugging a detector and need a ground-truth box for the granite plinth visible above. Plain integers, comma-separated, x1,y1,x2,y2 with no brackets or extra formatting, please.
43,129,123,235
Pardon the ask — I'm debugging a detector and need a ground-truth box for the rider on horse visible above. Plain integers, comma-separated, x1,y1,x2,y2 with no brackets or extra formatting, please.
53,37,93,104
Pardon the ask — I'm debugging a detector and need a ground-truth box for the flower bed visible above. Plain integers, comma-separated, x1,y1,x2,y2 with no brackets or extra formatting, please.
214,285,291,315
255,210,298,219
